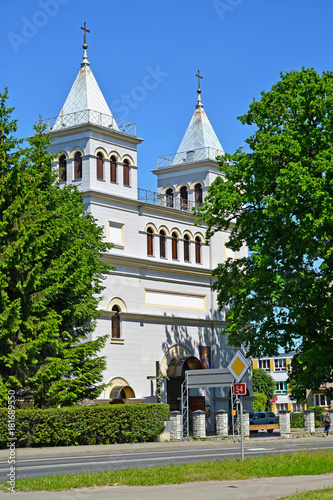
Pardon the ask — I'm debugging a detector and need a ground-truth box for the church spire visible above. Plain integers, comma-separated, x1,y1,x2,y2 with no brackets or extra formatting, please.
171,71,224,165
81,22,90,67
196,70,203,109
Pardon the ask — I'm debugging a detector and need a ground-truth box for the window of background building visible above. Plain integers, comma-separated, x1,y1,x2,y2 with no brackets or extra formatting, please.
276,382,287,394
259,359,270,372
314,394,330,406
274,358,286,372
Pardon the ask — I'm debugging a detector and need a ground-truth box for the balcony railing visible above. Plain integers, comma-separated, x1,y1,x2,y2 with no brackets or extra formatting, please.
157,146,224,168
43,109,136,136
137,188,197,212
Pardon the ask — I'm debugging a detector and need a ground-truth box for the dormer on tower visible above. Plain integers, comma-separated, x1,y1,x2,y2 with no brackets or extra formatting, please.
46,23,143,199
153,71,224,210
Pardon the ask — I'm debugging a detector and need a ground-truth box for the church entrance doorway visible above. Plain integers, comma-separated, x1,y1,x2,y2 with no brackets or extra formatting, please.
167,355,202,410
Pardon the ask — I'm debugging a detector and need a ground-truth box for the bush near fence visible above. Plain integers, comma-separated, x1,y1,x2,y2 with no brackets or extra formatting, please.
0,404,169,448
289,407,327,429
290,412,304,428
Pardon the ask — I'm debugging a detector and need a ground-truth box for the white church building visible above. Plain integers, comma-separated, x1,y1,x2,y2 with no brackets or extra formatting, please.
46,31,251,429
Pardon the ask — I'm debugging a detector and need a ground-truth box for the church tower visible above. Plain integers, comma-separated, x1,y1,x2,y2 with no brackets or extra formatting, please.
152,70,224,210
47,23,143,200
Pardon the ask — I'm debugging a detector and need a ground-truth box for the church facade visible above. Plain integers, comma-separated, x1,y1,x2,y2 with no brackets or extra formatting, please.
46,34,251,429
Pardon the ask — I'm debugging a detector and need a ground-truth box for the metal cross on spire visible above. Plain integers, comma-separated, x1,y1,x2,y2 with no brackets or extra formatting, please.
196,69,203,91
81,22,90,48
195,70,204,108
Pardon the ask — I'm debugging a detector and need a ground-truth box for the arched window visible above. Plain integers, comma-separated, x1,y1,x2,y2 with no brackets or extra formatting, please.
96,152,103,180
111,305,120,339
59,154,66,182
159,230,166,258
147,227,154,256
123,159,130,186
172,232,178,260
74,151,82,180
195,184,203,206
166,188,173,207
110,155,117,183
184,234,190,262
195,236,201,264
180,186,188,210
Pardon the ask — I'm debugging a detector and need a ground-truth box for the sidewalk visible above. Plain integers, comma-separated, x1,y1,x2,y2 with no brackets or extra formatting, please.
1,474,333,499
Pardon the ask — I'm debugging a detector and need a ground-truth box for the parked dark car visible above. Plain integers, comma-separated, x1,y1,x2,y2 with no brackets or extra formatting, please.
249,411,278,433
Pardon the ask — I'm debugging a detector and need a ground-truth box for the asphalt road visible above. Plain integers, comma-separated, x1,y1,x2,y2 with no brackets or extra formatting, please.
0,435,332,481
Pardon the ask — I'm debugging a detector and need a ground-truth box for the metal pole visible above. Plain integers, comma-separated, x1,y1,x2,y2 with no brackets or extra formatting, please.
186,372,189,440
240,395,244,461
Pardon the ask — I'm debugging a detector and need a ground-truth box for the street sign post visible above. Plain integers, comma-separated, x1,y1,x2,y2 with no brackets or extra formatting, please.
227,352,250,461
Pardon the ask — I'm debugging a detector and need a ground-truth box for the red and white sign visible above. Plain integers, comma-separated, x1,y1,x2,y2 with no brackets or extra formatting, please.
233,383,246,395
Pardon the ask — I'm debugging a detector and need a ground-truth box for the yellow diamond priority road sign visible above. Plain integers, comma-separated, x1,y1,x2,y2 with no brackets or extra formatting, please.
227,351,249,382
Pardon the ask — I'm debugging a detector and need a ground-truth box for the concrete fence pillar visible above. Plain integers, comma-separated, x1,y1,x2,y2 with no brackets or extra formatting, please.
192,410,206,439
169,411,182,441
243,411,250,438
216,410,228,437
279,410,291,438
304,410,315,435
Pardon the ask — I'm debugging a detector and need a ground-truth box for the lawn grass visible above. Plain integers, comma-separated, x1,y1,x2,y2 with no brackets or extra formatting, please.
277,489,333,499
0,450,332,492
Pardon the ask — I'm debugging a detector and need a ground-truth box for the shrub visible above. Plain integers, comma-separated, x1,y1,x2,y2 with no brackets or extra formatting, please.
0,404,169,448
253,392,267,412
290,412,304,428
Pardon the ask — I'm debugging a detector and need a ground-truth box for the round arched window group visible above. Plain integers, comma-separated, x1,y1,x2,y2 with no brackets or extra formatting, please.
57,152,132,186
146,226,204,264
164,184,203,210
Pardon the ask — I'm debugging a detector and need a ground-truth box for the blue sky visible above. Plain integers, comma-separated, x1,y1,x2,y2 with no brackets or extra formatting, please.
2,0,333,192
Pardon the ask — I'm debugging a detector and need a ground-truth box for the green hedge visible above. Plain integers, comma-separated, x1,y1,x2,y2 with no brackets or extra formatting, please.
290,412,304,428
0,404,169,448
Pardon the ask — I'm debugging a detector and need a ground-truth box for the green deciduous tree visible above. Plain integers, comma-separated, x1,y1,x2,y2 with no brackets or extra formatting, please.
252,392,267,412
0,89,112,408
196,68,333,399
252,369,276,410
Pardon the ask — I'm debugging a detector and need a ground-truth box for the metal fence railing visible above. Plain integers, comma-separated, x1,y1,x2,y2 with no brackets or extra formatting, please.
43,109,136,136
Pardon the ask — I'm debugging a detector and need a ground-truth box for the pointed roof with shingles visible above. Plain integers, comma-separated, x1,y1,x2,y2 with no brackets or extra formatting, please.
172,81,223,165
55,39,118,129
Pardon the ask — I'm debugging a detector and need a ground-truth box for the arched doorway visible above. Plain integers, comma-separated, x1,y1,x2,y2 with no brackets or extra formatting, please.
167,355,202,410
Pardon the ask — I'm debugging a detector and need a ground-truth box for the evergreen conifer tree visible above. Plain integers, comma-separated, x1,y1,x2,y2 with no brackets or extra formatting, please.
0,89,111,408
